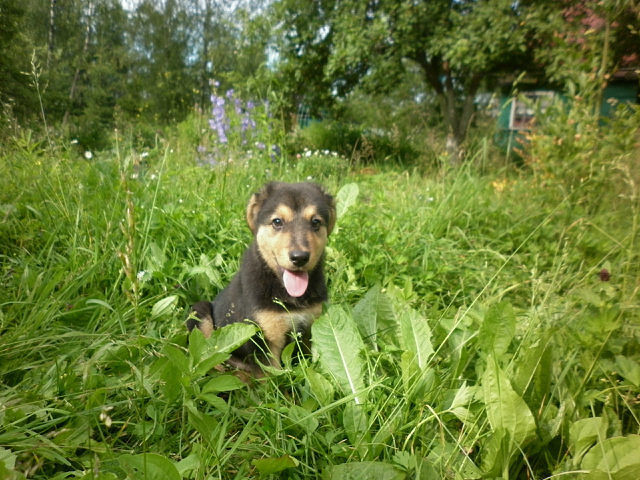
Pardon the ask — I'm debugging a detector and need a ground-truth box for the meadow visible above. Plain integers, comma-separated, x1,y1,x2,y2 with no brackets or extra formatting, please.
1,110,639,479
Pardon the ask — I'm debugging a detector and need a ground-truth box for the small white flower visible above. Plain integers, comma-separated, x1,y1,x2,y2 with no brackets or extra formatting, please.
70,139,78,144
305,150,312,157
136,270,147,281
130,173,138,179
150,174,157,180
84,151,93,159
306,176,313,181
140,151,149,158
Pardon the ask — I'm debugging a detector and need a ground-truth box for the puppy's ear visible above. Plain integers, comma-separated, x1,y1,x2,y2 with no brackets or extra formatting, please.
246,182,275,234
326,194,337,235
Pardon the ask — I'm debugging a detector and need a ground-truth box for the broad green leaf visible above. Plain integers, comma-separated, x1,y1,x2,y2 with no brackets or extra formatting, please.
479,428,512,476
336,182,359,218
186,403,219,447
202,374,246,393
118,453,181,480
447,382,476,423
328,461,404,480
615,355,640,387
306,367,335,405
188,327,207,363
252,455,299,475
207,322,258,353
312,305,366,404
193,353,230,378
481,355,536,447
343,403,370,448
175,450,201,476
285,404,319,435
0,448,16,470
397,308,433,369
478,302,515,357
581,435,640,479
151,295,178,319
569,417,607,464
162,344,189,375
400,351,436,402
352,284,395,347
428,442,482,479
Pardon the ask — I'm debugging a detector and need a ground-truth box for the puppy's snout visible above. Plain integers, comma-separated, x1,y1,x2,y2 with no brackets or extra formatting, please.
289,250,310,267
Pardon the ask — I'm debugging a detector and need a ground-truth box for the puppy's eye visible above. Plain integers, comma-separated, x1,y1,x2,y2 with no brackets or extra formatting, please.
272,218,283,229
311,218,322,230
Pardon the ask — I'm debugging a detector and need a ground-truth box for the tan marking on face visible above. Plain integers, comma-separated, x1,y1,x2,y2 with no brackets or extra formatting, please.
254,304,323,366
302,205,318,221
256,202,331,274
256,225,291,273
197,314,214,338
273,205,294,223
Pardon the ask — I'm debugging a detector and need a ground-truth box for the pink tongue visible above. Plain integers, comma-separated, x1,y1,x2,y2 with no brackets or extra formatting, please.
282,270,309,297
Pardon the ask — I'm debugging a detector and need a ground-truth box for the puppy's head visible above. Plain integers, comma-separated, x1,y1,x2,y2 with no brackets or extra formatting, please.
246,182,335,297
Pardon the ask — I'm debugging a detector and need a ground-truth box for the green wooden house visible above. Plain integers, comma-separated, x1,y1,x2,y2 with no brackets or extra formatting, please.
494,68,638,153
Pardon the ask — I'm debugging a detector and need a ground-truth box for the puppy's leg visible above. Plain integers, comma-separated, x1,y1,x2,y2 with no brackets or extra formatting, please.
187,301,215,338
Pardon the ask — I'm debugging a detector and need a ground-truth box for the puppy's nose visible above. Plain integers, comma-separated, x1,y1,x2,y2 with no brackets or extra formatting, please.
289,250,310,267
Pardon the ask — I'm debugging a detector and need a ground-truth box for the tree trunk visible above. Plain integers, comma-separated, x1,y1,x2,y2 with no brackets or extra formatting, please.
63,1,93,126
419,58,480,165
47,0,56,70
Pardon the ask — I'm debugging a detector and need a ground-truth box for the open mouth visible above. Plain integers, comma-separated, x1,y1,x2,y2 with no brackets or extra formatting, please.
282,269,309,297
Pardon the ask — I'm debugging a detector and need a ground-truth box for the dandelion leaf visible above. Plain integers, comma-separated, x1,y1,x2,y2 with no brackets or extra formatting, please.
581,435,640,479
328,461,404,480
312,305,366,404
118,453,181,480
481,355,536,448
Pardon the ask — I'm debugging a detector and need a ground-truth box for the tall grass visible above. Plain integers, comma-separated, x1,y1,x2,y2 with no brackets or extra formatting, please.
0,110,639,479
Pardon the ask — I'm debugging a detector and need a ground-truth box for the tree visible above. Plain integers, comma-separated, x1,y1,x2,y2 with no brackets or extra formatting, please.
533,0,640,114
273,0,541,160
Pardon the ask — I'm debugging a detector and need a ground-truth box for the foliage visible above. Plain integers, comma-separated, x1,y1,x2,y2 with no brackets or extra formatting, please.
286,120,418,165
1,113,639,478
0,0,272,148
271,0,544,157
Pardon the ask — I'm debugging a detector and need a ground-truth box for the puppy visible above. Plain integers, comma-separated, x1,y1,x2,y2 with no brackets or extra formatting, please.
187,182,336,375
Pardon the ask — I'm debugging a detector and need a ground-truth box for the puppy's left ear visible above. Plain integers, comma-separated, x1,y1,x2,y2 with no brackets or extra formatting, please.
246,182,275,234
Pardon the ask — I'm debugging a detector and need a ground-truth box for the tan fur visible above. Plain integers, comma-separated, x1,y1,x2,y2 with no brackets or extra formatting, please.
256,220,328,274
273,205,295,223
198,315,215,338
254,304,323,367
245,193,263,234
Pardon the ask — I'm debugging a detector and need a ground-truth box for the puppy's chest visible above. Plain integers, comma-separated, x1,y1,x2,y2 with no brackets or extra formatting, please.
254,303,322,343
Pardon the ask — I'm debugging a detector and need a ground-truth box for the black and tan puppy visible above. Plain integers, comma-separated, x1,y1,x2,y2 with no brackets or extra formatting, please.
187,182,336,375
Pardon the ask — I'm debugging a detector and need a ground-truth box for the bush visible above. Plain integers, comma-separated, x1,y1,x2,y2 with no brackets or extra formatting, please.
522,94,640,207
287,119,419,164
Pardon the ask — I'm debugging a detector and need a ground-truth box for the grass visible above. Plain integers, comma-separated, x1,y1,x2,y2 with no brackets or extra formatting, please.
1,121,639,479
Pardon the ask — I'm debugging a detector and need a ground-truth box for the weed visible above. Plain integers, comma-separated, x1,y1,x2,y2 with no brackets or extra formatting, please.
0,120,638,479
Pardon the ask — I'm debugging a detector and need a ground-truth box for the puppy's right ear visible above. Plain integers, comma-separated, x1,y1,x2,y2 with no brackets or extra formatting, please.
246,183,275,234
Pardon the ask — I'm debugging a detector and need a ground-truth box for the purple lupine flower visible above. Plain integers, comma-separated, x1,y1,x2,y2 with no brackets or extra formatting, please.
234,98,242,115
256,142,266,150
246,100,255,110
226,89,235,99
270,144,282,162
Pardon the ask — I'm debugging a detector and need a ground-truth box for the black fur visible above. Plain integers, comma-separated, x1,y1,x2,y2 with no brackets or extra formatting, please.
187,182,334,374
